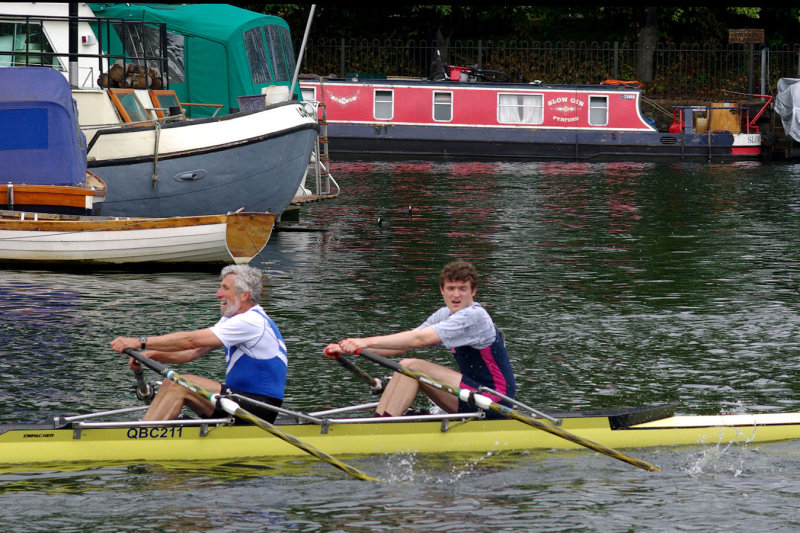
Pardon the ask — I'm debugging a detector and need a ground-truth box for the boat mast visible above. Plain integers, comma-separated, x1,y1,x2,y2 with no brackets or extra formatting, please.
289,4,316,99
68,3,78,87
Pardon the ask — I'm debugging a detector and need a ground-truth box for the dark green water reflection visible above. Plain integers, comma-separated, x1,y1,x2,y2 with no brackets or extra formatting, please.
2,160,800,530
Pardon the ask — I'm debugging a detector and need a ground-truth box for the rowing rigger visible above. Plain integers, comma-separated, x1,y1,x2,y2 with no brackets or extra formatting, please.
351,349,660,471
2,353,800,472
2,398,800,471
123,349,379,481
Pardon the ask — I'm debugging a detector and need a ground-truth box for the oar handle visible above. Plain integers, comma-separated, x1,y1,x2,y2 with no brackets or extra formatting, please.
325,347,384,393
125,348,168,374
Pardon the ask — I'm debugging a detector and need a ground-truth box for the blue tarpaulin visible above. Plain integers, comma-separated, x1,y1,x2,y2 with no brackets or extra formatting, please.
0,67,87,186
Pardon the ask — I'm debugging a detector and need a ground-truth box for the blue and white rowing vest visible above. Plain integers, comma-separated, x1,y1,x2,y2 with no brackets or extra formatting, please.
210,305,287,400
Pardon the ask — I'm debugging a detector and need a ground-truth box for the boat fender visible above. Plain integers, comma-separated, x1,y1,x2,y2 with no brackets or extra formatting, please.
458,389,492,410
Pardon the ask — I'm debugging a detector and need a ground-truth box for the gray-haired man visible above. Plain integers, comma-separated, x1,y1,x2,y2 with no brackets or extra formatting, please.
111,265,287,422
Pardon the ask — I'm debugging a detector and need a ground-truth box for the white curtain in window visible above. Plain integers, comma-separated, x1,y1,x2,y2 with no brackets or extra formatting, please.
498,94,542,124
498,93,521,122
0,35,12,67
520,95,542,123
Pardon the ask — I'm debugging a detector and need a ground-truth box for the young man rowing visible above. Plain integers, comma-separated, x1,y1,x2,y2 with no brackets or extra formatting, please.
325,260,515,418
110,265,287,423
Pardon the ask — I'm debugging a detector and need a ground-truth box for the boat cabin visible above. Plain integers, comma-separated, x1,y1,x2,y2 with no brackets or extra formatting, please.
0,67,105,213
89,3,300,117
300,78,657,132
1,4,300,117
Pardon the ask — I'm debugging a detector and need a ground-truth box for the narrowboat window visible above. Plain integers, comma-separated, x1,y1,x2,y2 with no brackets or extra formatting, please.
374,89,393,120
244,27,272,84
433,91,452,121
301,86,316,102
0,22,59,69
589,95,608,126
497,93,543,124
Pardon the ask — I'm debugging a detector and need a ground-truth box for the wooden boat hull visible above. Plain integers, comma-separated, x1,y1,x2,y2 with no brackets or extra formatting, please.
2,409,799,469
0,211,274,266
0,172,106,215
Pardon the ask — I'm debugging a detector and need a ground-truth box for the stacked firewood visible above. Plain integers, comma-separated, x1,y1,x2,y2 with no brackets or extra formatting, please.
98,60,163,89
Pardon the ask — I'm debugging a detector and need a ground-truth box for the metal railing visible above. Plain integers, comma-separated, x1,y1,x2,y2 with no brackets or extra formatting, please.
0,13,170,89
299,38,800,101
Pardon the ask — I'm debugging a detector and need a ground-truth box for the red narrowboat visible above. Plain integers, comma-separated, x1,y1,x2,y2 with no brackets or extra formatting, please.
300,76,769,161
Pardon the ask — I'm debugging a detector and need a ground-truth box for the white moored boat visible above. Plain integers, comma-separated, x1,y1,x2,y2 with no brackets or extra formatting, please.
0,210,275,266
0,4,320,218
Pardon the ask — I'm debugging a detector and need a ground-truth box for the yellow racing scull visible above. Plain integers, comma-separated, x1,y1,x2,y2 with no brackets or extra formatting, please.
2,403,798,471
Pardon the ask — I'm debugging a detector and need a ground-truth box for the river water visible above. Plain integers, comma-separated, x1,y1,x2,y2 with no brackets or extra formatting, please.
2,160,800,531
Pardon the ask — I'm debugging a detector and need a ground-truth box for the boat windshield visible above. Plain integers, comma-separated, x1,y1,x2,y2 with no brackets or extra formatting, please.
0,21,60,69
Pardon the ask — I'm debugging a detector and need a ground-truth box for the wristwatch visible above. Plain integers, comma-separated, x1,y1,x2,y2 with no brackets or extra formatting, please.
139,336,148,350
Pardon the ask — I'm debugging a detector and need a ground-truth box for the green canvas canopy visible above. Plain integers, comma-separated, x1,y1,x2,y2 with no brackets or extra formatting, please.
89,3,299,117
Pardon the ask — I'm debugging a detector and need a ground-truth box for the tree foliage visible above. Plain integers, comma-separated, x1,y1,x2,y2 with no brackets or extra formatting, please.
246,5,800,47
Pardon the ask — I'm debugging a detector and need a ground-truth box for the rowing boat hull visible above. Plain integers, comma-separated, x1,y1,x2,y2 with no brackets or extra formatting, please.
3,411,800,469
0,211,275,265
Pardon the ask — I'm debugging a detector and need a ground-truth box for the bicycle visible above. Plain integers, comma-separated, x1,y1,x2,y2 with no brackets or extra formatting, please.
430,50,511,83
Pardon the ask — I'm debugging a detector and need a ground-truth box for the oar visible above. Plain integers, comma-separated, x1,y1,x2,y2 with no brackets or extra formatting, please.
124,349,379,482
132,368,155,404
354,349,660,472
325,347,385,393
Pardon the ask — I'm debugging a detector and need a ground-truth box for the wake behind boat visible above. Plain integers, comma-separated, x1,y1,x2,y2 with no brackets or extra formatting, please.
1,401,798,472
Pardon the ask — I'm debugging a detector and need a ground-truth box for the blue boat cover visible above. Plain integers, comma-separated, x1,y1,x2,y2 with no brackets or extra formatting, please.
0,67,87,186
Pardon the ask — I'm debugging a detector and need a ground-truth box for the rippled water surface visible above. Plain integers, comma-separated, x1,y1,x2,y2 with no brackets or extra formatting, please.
3,160,800,531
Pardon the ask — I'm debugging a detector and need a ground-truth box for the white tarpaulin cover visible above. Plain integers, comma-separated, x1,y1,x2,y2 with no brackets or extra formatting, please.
775,78,800,142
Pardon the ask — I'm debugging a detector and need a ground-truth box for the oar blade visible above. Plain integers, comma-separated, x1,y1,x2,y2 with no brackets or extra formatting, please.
505,409,660,472
233,408,379,481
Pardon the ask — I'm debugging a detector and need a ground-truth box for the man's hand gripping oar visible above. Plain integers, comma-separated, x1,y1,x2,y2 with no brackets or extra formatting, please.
124,349,379,482
353,348,660,472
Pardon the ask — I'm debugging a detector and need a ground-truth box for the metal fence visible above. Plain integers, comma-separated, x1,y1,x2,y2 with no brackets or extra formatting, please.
299,38,800,101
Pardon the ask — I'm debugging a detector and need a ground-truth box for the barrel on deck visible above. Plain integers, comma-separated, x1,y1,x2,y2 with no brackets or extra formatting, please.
709,102,742,133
